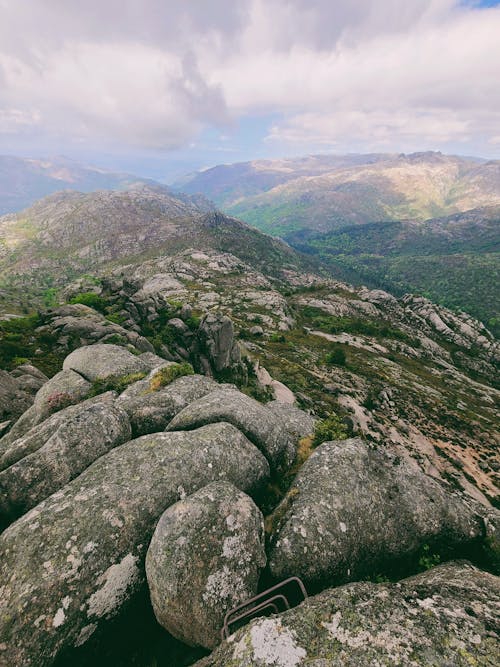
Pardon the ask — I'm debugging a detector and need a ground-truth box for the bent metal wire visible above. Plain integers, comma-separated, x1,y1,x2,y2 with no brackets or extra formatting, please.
221,576,308,640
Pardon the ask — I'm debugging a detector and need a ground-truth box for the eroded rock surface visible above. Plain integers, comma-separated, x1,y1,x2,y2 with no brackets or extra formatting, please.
268,438,489,587
0,423,270,667
146,481,266,649
195,561,500,667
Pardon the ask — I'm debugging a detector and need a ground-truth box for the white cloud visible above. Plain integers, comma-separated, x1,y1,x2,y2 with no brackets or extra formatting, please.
0,0,499,155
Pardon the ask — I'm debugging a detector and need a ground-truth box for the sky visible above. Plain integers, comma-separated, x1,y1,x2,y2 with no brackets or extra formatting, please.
0,0,499,181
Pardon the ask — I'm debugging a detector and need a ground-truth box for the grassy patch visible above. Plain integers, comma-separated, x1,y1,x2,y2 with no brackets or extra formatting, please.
149,363,194,391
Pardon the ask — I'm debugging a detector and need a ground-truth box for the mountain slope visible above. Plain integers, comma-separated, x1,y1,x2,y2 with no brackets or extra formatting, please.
292,206,500,333
0,155,160,215
0,186,306,313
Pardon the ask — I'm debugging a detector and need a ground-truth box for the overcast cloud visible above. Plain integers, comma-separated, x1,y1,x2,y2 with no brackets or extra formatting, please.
0,0,499,162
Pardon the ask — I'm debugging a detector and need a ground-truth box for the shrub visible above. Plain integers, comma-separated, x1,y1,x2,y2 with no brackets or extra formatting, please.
45,391,74,412
270,333,286,343
69,292,106,312
149,363,194,391
324,346,346,366
313,413,348,446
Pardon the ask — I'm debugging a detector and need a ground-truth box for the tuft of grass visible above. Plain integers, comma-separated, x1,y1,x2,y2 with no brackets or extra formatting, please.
149,363,194,391
88,372,147,397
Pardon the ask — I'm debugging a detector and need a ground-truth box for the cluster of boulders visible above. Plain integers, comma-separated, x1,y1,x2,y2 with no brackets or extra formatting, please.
0,341,499,666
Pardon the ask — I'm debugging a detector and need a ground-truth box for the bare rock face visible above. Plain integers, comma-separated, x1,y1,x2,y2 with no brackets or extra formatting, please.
146,481,266,649
0,401,131,526
196,312,241,375
268,438,490,587
166,386,296,473
195,561,500,667
0,423,270,667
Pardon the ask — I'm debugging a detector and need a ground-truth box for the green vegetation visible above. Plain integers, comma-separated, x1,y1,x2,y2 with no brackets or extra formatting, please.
149,363,194,391
324,346,346,366
69,292,107,313
313,413,349,446
417,544,442,572
88,372,147,397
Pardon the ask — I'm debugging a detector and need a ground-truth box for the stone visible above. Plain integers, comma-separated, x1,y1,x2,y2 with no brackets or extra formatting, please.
146,481,266,649
0,392,117,469
268,438,488,587
166,386,295,472
0,402,131,526
0,370,33,423
196,312,241,374
117,373,219,436
62,343,150,381
194,561,500,667
0,423,269,667
266,401,316,441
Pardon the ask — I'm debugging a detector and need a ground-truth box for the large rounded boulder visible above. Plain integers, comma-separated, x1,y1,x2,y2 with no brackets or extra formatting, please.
62,343,151,381
195,561,500,666
146,481,266,649
268,438,488,587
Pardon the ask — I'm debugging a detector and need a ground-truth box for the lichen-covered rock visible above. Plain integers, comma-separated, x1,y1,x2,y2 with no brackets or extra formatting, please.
0,392,117,469
146,481,266,649
166,386,295,472
117,373,219,436
62,343,151,381
268,438,487,587
0,402,131,526
266,401,316,442
0,423,269,667
195,561,500,667
1,369,92,444
196,312,241,374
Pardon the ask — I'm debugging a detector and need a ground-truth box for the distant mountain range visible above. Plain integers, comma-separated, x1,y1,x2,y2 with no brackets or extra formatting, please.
0,155,159,215
176,152,500,235
176,152,500,331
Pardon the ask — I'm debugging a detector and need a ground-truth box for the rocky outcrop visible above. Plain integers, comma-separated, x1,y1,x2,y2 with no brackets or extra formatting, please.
196,312,242,375
36,303,154,353
0,423,269,667
195,561,500,667
146,481,266,649
166,386,296,472
268,438,489,587
0,368,92,443
117,372,219,436
0,402,131,526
